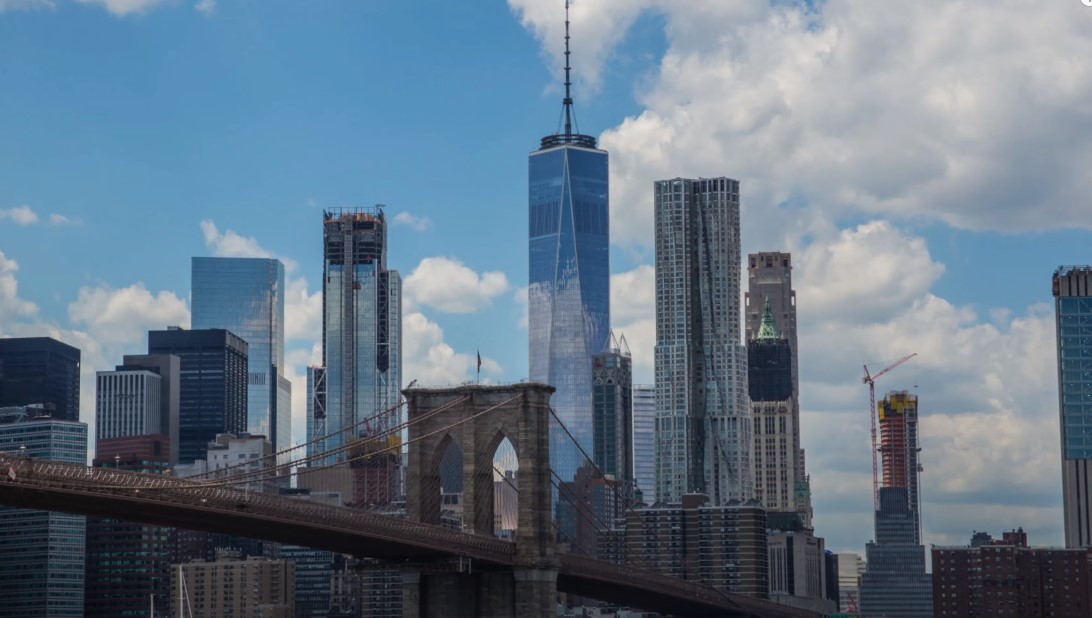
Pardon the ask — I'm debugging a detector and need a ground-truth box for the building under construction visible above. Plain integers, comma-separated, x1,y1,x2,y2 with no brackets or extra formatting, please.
308,208,402,498
878,390,922,542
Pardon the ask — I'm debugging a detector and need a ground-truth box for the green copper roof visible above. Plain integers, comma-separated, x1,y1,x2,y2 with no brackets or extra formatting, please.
756,296,780,340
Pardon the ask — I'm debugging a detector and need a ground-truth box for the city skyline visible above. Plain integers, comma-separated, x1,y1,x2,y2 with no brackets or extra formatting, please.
0,0,1087,559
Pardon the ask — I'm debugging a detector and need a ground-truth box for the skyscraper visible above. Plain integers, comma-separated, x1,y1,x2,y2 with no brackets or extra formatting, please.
653,177,750,505
315,208,401,468
119,354,180,464
592,332,632,486
85,435,172,618
1054,266,1092,547
878,391,922,543
746,252,811,523
95,366,161,441
0,337,81,421
859,487,933,617
0,405,87,616
192,257,291,457
148,328,248,465
749,297,797,516
528,4,610,483
631,384,656,503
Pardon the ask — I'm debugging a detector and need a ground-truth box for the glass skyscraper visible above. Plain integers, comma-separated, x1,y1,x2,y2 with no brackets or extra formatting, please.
192,257,290,456
0,405,87,617
0,337,81,422
528,20,610,484
1054,266,1092,547
653,177,751,505
315,208,401,467
148,328,248,465
631,384,656,503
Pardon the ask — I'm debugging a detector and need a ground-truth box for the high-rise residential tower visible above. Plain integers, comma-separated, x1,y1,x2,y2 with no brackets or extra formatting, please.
653,177,750,505
879,391,923,543
315,208,401,469
528,4,610,484
1054,266,1092,547
0,337,81,421
192,257,291,457
148,328,248,465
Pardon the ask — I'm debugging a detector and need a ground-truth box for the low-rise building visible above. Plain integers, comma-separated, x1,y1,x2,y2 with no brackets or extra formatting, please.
170,549,295,618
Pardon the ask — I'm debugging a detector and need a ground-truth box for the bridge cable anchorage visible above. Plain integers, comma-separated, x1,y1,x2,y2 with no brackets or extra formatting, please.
177,395,475,490
547,407,749,610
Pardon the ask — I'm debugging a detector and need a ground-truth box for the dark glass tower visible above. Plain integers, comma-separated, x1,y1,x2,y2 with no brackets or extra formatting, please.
592,333,632,485
148,328,248,465
0,337,81,421
528,4,610,483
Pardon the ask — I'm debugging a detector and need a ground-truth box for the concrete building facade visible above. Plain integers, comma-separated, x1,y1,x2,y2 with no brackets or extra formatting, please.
933,530,1092,617
653,177,750,505
625,494,768,597
95,367,161,441
171,550,295,618
120,354,181,464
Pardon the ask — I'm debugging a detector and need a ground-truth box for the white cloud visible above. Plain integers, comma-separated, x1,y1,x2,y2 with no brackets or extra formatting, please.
0,249,39,321
514,0,1092,247
194,0,212,14
74,0,171,16
49,213,81,226
404,257,511,314
200,219,276,260
1,205,39,226
0,0,53,12
68,283,190,347
284,275,321,344
513,286,529,329
403,311,500,387
392,212,432,232
611,265,655,381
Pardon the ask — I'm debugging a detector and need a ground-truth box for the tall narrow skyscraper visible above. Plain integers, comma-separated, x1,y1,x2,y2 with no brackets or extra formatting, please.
653,177,750,505
592,332,632,487
315,208,402,467
192,257,290,457
1054,266,1092,547
631,384,656,502
528,4,609,482
748,298,797,516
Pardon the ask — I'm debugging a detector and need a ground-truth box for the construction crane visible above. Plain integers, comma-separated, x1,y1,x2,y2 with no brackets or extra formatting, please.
863,353,917,510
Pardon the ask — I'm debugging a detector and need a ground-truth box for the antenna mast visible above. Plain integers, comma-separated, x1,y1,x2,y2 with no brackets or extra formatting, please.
563,0,573,137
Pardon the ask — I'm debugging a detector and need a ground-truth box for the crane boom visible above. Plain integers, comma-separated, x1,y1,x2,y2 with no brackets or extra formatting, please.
863,352,918,510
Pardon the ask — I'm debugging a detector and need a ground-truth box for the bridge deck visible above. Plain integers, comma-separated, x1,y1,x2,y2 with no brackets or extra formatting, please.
0,457,819,618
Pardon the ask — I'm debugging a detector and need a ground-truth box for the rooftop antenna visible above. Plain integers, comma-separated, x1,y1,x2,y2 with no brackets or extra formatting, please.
563,0,574,137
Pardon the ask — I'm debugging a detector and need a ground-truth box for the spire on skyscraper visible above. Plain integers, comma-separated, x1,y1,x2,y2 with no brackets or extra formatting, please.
756,296,781,340
541,0,597,149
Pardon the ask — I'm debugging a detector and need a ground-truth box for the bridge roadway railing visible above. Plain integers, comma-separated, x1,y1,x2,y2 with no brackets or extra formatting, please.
0,456,515,566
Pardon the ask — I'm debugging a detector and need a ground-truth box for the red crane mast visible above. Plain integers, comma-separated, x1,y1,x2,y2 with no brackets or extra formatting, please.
863,353,917,510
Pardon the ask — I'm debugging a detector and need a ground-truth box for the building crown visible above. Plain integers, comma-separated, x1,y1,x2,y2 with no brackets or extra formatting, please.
756,296,780,340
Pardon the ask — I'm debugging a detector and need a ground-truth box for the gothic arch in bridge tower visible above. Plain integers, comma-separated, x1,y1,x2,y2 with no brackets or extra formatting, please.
403,383,556,565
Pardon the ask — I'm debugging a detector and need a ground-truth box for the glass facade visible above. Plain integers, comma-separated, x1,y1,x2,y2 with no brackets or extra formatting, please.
1054,266,1092,547
0,408,87,617
0,337,81,422
148,328,248,465
859,488,933,618
192,257,289,456
318,209,401,468
592,345,632,484
653,177,751,505
528,143,610,485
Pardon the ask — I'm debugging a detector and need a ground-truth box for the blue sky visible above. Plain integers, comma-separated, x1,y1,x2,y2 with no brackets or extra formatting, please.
3,0,1092,556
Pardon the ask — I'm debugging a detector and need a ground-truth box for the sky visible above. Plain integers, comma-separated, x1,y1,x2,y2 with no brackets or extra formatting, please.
1,0,1091,557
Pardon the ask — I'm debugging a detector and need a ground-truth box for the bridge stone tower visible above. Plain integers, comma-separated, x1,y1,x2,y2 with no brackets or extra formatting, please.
403,383,558,618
